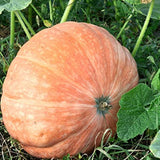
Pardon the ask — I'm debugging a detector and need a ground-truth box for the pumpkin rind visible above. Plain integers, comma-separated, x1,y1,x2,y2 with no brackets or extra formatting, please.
1,21,139,158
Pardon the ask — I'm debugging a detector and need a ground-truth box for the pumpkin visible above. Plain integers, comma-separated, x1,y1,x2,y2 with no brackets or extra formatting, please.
1,21,138,159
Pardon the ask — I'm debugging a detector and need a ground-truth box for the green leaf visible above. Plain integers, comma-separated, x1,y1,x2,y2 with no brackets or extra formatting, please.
147,96,160,130
123,0,160,20
149,130,160,158
123,0,141,5
136,0,160,20
0,0,32,14
43,20,52,28
151,69,160,91
147,56,156,65
117,83,155,141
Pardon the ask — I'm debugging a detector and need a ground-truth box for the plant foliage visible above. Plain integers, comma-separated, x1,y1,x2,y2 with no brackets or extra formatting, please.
117,69,160,141
0,0,32,14
150,130,160,158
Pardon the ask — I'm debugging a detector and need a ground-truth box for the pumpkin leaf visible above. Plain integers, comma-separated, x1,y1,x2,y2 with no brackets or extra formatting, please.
147,96,160,130
124,0,160,20
149,130,160,158
123,0,152,5
136,0,160,20
122,0,141,5
117,83,155,141
0,0,32,14
151,69,160,91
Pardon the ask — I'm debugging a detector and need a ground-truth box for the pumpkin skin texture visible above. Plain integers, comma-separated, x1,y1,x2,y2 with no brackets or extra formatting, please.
1,21,138,158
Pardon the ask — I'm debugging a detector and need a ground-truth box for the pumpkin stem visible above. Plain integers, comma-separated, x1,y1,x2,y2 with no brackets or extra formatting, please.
99,101,112,110
95,95,112,115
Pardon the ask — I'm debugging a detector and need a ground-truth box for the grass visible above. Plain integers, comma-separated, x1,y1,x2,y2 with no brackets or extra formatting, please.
0,0,160,159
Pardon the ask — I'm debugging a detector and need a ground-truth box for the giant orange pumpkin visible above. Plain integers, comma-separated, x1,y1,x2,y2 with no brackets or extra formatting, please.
1,21,138,158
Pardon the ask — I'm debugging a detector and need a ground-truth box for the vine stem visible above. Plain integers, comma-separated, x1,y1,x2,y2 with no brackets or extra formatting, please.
28,5,33,25
10,11,15,48
116,10,134,39
14,11,31,40
18,10,35,35
132,0,155,57
30,4,44,21
49,0,53,21
113,0,119,20
60,0,76,23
